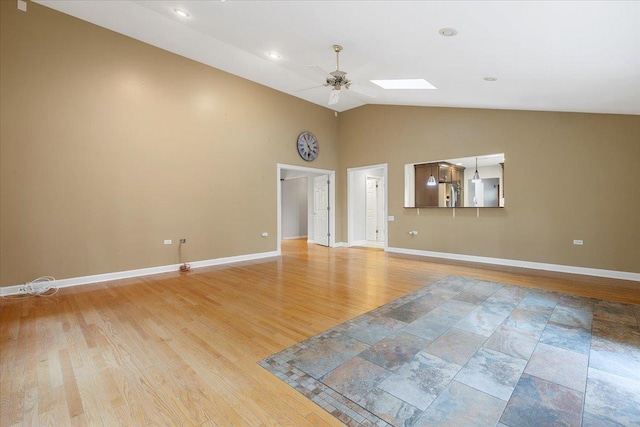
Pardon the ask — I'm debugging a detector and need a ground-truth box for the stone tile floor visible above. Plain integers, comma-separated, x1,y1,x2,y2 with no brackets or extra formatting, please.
259,276,640,426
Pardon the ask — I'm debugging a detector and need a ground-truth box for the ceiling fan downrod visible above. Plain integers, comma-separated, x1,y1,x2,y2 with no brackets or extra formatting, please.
326,44,350,91
333,44,342,72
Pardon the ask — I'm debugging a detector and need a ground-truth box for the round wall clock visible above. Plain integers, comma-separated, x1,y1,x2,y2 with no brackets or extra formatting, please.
297,131,319,161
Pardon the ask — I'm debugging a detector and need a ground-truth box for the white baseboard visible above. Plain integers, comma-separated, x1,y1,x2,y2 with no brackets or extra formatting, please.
6,246,634,296
349,240,384,248
1,250,280,296
366,241,385,249
282,235,308,240
307,239,347,248
386,247,640,282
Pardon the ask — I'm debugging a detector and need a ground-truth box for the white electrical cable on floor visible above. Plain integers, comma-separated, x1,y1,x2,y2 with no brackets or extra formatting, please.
3,276,59,299
27,276,58,296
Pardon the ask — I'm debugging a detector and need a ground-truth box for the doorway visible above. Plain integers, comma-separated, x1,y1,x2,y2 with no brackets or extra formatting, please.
347,164,388,249
281,177,308,240
277,164,336,254
468,178,500,207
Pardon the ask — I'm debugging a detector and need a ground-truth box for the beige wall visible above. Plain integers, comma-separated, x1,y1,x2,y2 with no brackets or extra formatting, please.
0,2,340,287
338,105,640,274
2,2,639,288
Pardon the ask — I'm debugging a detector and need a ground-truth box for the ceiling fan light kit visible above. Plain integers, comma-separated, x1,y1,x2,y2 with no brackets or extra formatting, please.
328,89,341,105
323,45,352,104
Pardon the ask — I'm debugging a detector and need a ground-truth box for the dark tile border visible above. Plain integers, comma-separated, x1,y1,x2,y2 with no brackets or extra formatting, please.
259,354,391,426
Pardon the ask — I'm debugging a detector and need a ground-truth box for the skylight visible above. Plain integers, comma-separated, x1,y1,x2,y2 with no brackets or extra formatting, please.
370,79,437,90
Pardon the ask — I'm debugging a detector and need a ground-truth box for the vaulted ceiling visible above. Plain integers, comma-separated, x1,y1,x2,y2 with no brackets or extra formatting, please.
36,1,640,114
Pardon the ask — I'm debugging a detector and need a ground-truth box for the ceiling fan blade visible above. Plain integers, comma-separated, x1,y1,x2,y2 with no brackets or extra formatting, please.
294,84,325,93
328,89,340,105
349,83,378,99
306,65,331,78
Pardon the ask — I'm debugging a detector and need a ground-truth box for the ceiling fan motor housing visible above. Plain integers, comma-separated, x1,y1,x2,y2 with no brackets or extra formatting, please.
326,70,350,90
324,45,351,90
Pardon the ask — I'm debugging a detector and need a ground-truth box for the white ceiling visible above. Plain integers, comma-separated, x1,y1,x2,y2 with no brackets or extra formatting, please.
35,1,640,115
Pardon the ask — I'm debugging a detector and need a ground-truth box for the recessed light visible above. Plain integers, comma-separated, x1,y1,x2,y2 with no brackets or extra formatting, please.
370,79,437,90
173,8,189,18
439,28,457,37
267,52,280,60
483,77,498,82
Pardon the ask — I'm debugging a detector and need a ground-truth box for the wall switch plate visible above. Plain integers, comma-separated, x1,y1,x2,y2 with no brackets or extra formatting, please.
261,232,269,237
573,240,584,245
388,216,395,221
164,239,172,245
17,0,27,12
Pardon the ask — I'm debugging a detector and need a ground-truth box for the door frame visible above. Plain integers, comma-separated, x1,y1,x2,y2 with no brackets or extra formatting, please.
347,163,388,249
277,163,336,254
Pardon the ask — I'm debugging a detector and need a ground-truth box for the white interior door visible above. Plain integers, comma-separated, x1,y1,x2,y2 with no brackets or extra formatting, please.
366,177,379,241
313,175,329,246
376,178,385,242
347,164,387,248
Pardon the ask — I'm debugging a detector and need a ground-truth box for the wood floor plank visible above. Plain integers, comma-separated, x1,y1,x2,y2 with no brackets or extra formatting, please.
50,386,71,427
1,239,638,426
0,341,16,425
106,365,152,426
76,362,114,426
35,356,53,417
47,350,64,390
96,365,123,408
21,388,38,427
37,409,56,427
6,349,26,426
58,349,83,420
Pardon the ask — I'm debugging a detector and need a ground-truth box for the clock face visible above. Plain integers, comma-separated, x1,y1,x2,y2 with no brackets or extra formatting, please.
297,131,319,161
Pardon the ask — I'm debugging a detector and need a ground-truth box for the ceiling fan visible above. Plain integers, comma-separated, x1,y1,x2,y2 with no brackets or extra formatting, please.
324,45,351,105
306,45,377,106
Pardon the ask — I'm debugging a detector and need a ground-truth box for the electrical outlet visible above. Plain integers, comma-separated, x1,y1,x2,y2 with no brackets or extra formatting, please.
18,286,28,294
164,239,172,245
573,240,584,246
180,239,186,244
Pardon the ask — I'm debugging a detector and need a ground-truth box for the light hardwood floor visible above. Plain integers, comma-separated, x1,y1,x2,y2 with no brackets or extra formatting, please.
1,240,638,426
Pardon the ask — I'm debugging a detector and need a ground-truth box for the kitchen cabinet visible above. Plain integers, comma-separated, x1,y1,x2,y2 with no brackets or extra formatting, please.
415,162,465,207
